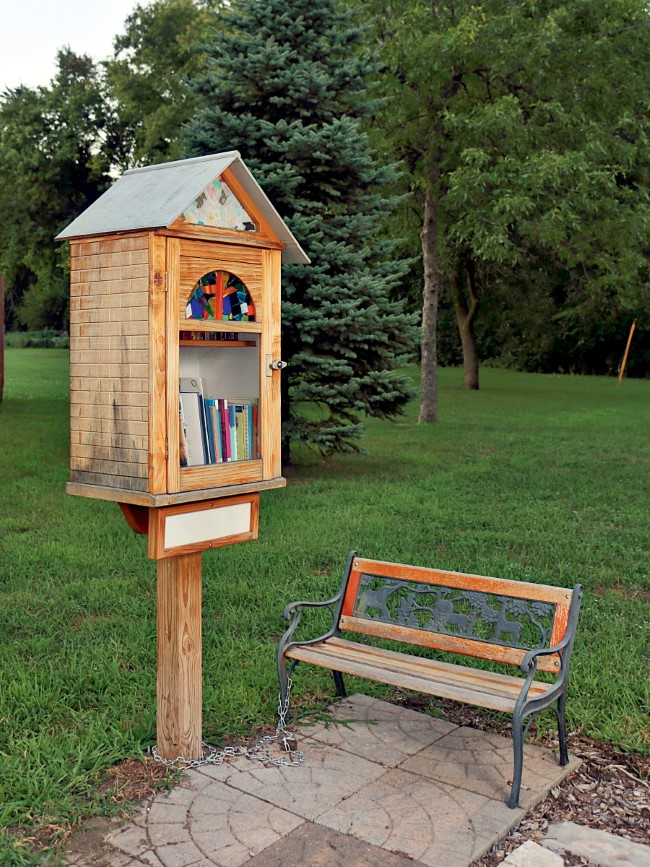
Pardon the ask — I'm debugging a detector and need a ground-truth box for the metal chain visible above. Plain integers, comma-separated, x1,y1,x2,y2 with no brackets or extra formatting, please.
150,678,304,771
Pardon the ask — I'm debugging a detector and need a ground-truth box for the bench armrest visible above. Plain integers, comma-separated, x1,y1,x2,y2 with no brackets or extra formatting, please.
282,594,343,621
519,584,583,678
519,632,572,676
279,589,345,654
515,585,583,717
278,551,357,657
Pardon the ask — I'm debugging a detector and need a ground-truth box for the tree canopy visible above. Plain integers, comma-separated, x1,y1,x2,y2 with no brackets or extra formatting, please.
105,0,221,167
0,0,648,384
0,50,114,329
370,0,650,403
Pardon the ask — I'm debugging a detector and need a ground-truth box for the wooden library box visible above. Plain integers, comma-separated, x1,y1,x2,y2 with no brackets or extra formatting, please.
58,152,309,512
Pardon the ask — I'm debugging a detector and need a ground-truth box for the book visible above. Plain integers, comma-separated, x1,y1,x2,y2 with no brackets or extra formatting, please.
178,381,260,468
180,377,209,460
235,405,246,460
203,398,223,463
179,391,206,466
218,399,230,461
228,404,237,461
203,397,216,463
179,400,189,468
227,398,259,461
212,403,223,462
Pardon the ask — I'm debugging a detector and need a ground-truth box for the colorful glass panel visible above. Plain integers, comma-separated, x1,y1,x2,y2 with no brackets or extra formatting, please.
181,179,256,231
185,270,256,321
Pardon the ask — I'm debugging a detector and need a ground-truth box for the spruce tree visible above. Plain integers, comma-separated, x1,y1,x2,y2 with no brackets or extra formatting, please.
184,0,418,459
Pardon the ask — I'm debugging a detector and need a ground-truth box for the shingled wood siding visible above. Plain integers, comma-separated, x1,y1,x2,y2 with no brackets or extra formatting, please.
69,235,150,491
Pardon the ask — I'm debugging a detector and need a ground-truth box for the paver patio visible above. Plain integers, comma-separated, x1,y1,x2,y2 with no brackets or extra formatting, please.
66,694,581,867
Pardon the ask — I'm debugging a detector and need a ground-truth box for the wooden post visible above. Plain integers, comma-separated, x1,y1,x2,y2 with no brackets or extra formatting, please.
617,321,636,387
157,552,203,760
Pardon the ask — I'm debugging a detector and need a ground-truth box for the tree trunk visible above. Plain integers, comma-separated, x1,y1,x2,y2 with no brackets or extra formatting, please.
450,256,480,390
419,183,441,423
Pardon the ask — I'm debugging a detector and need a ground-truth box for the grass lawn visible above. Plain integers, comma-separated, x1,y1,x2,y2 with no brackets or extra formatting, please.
0,349,648,863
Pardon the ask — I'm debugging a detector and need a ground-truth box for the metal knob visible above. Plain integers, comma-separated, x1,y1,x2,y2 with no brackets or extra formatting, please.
267,355,288,375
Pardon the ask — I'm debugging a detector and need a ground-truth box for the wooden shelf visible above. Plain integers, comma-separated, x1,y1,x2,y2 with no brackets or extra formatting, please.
180,320,262,334
179,340,256,347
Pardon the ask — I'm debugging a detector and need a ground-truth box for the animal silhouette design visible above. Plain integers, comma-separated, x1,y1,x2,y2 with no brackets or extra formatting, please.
494,600,523,644
431,597,471,633
356,582,401,620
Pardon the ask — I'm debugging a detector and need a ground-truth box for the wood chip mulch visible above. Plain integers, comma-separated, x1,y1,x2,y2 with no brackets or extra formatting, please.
393,696,649,865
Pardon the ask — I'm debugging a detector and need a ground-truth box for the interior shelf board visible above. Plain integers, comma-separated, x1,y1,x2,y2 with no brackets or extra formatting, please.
178,340,256,347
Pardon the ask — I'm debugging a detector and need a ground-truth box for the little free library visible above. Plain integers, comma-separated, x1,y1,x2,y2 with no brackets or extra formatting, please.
58,152,309,759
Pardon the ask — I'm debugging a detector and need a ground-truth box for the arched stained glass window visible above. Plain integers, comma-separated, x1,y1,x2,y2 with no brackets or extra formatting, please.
185,270,256,321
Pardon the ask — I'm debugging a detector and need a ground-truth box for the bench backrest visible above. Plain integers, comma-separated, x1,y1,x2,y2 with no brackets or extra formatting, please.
339,556,578,674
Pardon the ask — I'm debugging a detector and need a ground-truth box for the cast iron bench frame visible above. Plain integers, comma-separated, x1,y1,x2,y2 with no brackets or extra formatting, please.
277,551,582,808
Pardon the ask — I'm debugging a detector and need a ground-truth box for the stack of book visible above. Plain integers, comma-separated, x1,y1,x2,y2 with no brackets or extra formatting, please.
179,378,259,467
179,331,244,341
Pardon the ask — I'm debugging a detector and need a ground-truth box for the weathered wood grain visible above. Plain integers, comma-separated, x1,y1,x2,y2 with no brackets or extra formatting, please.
68,233,150,493
157,553,202,761
286,637,551,715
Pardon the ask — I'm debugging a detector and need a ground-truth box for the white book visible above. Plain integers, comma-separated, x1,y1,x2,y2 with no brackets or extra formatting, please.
180,377,209,463
179,391,206,466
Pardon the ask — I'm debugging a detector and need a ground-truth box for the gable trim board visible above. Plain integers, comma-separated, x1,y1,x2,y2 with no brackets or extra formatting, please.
56,152,310,266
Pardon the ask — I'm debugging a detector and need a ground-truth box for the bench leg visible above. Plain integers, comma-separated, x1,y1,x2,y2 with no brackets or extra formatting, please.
332,669,347,698
557,692,569,766
508,712,525,809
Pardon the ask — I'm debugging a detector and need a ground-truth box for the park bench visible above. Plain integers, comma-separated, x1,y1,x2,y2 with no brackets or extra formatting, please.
277,551,582,808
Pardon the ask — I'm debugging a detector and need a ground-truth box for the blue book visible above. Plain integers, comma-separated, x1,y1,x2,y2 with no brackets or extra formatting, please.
247,405,253,458
203,398,216,463
228,405,237,461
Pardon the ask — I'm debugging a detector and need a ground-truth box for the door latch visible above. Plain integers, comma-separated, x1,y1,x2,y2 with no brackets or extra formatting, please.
266,355,288,376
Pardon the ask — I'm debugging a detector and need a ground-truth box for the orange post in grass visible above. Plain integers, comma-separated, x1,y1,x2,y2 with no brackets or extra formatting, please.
617,321,636,387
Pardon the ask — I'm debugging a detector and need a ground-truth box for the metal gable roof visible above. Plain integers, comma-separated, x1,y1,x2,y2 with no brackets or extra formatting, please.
56,151,310,265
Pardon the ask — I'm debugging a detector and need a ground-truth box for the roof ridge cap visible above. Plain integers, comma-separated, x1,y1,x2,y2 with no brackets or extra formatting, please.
123,151,241,176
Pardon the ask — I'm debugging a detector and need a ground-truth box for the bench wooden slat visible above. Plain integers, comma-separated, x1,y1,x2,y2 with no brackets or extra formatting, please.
339,614,562,672
285,637,551,715
322,637,550,696
346,558,574,609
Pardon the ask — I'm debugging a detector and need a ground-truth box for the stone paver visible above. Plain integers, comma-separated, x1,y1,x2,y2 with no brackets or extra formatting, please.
399,724,580,809
64,694,584,867
542,821,650,867
503,840,566,866
245,821,416,867
105,822,150,857
187,780,304,866
298,692,457,767
155,839,206,867
316,766,523,867
193,738,386,821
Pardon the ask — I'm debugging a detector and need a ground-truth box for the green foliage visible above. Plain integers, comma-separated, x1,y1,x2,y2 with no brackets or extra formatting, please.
369,0,650,382
184,0,419,457
0,51,115,331
105,0,221,167
0,3,217,333
1,351,648,861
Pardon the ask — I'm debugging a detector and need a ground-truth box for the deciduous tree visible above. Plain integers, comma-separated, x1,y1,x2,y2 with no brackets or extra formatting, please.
371,0,650,407
105,0,220,167
0,50,113,329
